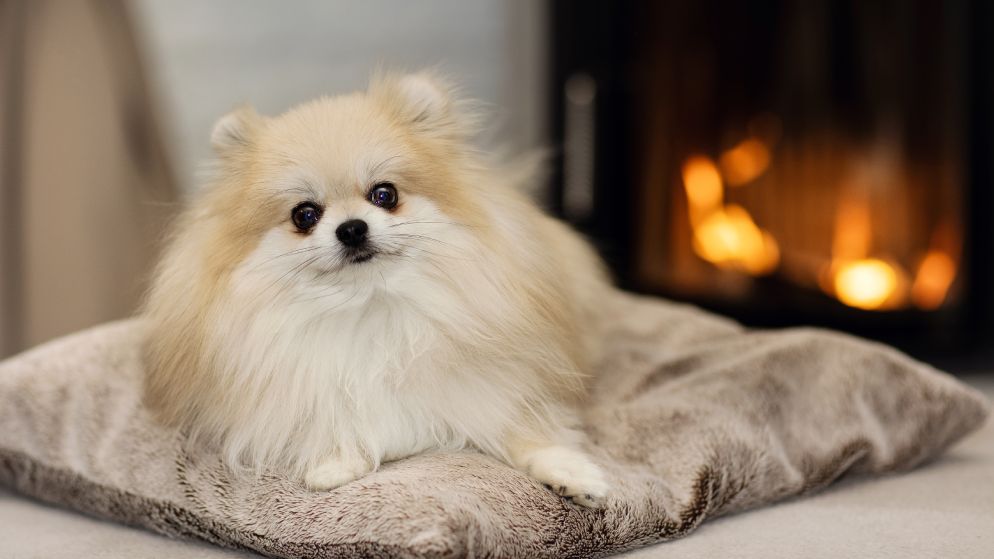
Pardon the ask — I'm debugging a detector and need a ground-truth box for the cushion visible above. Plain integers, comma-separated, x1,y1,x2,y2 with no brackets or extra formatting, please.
0,291,988,558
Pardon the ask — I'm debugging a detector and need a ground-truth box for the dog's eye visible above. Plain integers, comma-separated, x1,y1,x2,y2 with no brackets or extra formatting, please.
291,202,322,232
368,183,398,210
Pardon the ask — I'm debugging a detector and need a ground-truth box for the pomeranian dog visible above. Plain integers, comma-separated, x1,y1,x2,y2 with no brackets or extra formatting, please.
142,71,612,506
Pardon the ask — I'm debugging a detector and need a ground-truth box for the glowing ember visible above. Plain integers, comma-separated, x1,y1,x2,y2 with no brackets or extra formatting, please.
676,130,957,313
911,250,957,310
833,259,898,310
682,156,723,224
692,205,780,275
719,138,771,186
832,194,872,260
682,154,779,276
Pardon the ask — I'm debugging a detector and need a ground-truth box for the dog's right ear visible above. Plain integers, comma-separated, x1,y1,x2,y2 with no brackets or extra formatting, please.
211,105,262,157
369,71,479,142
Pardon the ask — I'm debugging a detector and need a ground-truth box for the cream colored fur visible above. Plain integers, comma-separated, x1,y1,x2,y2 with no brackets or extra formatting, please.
141,72,612,506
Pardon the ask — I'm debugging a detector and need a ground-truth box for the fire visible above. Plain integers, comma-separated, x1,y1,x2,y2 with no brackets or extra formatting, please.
911,250,956,310
833,259,899,310
677,130,959,313
825,190,908,311
694,205,780,275
682,156,723,224
682,155,779,275
719,138,771,187
832,194,872,260
692,206,780,275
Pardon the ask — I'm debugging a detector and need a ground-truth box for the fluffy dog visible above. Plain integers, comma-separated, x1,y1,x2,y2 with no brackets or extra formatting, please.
143,72,612,506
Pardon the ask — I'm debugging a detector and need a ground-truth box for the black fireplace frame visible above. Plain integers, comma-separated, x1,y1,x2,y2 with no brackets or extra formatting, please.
548,0,994,369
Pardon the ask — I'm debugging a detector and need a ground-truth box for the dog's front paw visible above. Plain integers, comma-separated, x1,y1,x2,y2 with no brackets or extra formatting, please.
524,446,609,508
303,457,371,491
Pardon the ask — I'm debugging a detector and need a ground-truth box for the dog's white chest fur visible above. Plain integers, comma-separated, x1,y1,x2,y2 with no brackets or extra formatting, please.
216,289,608,507
210,283,519,473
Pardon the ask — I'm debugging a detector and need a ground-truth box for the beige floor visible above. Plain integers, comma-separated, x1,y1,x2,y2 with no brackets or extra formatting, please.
2,376,991,559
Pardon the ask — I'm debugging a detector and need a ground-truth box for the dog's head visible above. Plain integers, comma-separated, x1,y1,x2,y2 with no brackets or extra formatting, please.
195,72,497,308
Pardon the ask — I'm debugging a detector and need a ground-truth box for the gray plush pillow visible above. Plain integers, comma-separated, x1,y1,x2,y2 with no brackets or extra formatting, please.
0,292,988,558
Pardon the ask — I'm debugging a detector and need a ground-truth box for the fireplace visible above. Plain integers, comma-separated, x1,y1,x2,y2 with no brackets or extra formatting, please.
550,0,994,365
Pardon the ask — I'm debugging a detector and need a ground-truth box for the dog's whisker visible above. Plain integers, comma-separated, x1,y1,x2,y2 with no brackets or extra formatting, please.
388,243,453,276
263,254,323,302
387,219,474,229
381,236,474,262
295,285,347,305
387,242,451,261
384,233,457,248
250,246,322,272
313,285,364,315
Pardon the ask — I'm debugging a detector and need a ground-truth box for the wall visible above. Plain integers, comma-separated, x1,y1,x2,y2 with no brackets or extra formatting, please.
0,0,548,356
131,0,549,192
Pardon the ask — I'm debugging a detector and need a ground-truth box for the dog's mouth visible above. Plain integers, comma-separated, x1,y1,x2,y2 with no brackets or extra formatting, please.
346,248,377,264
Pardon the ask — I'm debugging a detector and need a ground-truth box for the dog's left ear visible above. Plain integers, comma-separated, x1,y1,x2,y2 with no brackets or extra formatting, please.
210,105,264,157
370,71,477,139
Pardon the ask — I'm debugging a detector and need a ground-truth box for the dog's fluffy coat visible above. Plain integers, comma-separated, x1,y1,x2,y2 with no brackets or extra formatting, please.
142,72,611,505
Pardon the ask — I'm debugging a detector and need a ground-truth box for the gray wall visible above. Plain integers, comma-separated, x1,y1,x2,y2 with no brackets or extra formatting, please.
132,0,549,192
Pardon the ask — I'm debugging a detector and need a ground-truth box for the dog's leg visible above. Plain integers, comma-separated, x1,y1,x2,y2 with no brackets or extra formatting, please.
505,432,609,507
304,454,372,490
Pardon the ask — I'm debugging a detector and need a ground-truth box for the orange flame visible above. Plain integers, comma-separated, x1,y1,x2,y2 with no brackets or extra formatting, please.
682,156,723,225
681,131,957,312
833,259,899,310
682,155,779,276
832,194,872,260
911,250,956,310
691,206,780,275
825,191,908,310
719,138,771,187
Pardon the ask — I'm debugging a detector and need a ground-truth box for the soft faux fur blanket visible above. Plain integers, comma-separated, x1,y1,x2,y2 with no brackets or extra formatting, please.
0,292,988,558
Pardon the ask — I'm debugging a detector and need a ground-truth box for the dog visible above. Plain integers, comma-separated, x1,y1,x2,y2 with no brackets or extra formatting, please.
142,72,612,506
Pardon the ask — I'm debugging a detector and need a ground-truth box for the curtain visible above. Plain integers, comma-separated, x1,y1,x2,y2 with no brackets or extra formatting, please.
0,0,176,357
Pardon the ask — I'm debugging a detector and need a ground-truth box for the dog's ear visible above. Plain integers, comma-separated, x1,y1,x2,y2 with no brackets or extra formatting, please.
370,71,479,140
211,105,263,156
393,73,452,125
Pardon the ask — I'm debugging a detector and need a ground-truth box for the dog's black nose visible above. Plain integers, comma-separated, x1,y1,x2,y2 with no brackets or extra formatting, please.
335,219,368,247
